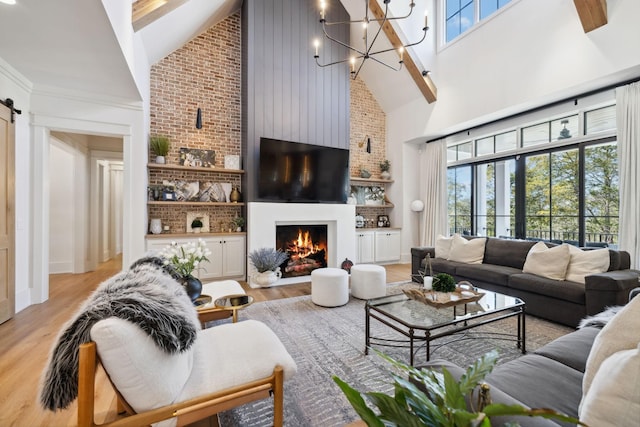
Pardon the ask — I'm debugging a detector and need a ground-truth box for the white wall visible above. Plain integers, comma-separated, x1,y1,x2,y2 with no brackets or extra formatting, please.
48,141,75,273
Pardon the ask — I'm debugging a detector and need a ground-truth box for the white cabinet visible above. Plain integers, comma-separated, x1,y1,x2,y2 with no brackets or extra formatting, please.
146,235,245,280
374,229,401,263
355,231,375,263
355,229,401,264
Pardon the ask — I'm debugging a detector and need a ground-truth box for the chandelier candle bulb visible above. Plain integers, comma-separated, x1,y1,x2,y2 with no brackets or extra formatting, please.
424,10,428,29
320,0,326,20
314,39,319,57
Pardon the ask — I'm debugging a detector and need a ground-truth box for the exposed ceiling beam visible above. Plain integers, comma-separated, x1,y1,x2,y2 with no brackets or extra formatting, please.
573,0,608,33
132,0,190,32
368,0,437,103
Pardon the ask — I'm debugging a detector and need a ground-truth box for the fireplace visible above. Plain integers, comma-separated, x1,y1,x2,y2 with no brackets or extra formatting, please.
247,202,356,286
276,225,328,278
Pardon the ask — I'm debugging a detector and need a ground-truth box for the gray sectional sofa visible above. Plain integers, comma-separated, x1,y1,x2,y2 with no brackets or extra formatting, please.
411,237,639,327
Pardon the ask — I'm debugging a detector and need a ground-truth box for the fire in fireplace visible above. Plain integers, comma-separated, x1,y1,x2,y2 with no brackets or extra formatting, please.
276,225,328,278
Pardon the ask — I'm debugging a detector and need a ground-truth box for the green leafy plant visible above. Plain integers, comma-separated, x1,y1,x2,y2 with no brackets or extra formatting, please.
379,159,390,172
160,239,211,277
333,349,584,427
433,273,456,292
248,247,288,273
149,135,170,156
191,218,203,229
231,216,245,230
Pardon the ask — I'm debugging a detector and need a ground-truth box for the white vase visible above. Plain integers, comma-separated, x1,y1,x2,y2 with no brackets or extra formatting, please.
155,155,166,164
423,276,433,291
253,268,282,287
150,218,162,235
381,171,391,180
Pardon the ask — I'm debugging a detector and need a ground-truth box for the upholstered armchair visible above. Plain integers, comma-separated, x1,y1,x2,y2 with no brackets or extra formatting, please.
78,318,297,427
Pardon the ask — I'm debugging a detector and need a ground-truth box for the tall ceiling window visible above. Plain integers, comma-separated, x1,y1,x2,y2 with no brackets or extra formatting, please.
445,0,513,43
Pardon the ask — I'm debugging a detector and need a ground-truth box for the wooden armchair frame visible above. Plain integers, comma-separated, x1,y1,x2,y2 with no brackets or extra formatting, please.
77,341,284,427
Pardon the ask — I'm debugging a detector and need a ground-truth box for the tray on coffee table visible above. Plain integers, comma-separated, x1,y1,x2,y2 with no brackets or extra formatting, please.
403,283,485,308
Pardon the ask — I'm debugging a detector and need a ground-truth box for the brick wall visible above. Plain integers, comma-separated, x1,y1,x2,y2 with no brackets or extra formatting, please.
148,11,389,234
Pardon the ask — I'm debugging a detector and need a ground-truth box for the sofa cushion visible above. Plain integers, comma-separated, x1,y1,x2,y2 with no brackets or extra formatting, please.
427,257,463,275
508,273,586,305
522,242,570,280
455,263,521,287
483,238,537,270
448,234,486,264
579,343,640,427
533,326,599,373
582,295,640,401
565,246,610,284
486,354,583,421
434,234,453,259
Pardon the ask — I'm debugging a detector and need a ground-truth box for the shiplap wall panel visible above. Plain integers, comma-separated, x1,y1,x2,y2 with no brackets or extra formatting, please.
242,0,350,201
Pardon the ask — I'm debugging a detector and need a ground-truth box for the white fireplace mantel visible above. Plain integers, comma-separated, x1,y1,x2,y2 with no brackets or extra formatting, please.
247,202,356,286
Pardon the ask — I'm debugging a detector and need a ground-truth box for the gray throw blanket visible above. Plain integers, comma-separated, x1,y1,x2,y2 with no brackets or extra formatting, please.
39,256,200,411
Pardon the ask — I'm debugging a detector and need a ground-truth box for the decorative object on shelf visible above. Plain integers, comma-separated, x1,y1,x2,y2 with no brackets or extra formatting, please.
229,186,241,203
149,218,163,235
230,216,244,232
341,258,353,273
313,0,429,79
187,212,210,233
379,159,391,180
179,147,215,168
191,217,203,233
355,213,365,228
149,135,170,164
377,215,390,228
359,168,371,179
199,181,226,202
364,186,385,205
148,185,162,201
224,154,240,170
195,107,202,129
333,349,581,426
350,186,366,205
159,239,212,302
432,272,456,293
165,180,200,201
248,247,288,288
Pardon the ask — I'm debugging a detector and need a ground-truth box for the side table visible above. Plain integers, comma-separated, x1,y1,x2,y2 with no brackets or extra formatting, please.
213,294,254,323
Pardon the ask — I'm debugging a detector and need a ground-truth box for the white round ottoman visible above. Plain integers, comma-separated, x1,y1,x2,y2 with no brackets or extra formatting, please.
350,264,386,299
311,268,349,307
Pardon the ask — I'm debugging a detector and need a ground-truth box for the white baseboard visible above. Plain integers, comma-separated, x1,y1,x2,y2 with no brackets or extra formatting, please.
49,261,73,274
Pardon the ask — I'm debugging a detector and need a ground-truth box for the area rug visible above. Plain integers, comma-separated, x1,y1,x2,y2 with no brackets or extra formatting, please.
218,283,573,427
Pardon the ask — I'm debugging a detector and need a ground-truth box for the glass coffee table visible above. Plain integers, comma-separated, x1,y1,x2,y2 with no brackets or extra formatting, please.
365,287,525,366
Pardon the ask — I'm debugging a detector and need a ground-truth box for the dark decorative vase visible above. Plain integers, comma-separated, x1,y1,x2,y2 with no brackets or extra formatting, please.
341,257,353,273
181,274,203,302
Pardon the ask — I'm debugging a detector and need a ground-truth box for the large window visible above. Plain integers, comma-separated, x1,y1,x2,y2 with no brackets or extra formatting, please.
446,103,619,247
446,0,513,42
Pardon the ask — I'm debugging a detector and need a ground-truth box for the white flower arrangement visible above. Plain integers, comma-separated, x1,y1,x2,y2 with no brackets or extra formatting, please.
160,239,212,277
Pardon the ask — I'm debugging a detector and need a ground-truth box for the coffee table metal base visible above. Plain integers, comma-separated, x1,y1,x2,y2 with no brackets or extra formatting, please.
365,295,526,366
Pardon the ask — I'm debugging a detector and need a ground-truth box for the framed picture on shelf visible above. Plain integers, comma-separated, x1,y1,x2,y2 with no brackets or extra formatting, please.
224,155,240,170
179,148,216,168
187,212,210,233
377,215,390,227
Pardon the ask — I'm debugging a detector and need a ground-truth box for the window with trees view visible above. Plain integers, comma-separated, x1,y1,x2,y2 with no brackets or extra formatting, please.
446,104,618,248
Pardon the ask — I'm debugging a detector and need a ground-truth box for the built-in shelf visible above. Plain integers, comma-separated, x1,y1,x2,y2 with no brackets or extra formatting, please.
148,201,245,207
356,203,394,208
350,176,394,184
148,163,245,174
146,232,246,239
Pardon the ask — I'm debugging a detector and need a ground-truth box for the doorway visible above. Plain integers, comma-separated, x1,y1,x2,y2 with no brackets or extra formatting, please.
0,102,15,324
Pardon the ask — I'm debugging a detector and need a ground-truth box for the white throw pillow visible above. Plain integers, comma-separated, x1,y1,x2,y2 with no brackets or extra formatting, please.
522,242,570,281
565,246,610,284
581,295,640,405
447,234,486,264
579,343,640,426
434,234,454,259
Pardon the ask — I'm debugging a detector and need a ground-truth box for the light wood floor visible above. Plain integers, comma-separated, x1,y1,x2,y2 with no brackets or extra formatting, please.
0,258,411,427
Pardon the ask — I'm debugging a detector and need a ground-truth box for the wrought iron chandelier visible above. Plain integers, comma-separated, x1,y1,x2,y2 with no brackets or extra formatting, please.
313,0,428,79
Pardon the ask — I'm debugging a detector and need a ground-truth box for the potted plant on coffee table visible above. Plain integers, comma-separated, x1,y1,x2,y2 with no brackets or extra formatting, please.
248,247,288,287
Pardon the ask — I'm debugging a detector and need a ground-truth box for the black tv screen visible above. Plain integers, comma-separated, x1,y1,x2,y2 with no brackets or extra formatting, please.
258,138,350,203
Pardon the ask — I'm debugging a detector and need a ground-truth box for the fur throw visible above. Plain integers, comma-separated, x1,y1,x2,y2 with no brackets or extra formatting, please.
39,256,200,411
578,305,623,329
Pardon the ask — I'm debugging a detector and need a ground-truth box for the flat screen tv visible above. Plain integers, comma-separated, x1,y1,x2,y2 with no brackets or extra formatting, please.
258,138,350,203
